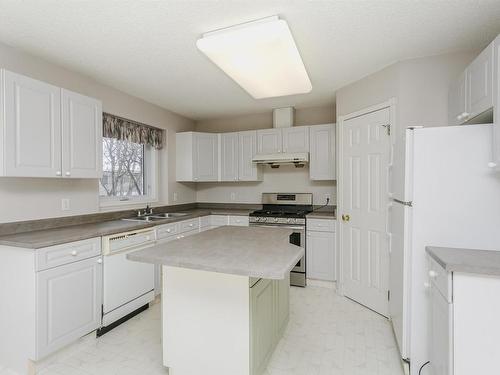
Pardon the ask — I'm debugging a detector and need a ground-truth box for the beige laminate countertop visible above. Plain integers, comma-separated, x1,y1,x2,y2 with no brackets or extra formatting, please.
0,209,253,249
426,246,500,277
306,211,336,220
127,226,304,279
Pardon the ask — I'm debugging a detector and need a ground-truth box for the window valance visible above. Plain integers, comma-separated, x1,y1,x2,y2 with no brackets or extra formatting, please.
103,112,164,150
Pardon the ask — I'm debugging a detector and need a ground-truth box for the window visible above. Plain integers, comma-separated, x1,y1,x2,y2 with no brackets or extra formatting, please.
99,137,157,206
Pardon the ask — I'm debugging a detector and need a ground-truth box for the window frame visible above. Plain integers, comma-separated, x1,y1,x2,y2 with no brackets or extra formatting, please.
99,140,159,208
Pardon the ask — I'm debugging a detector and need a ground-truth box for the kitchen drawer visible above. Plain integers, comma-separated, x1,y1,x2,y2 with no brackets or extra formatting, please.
174,229,198,240
178,218,200,233
157,223,178,240
210,215,228,226
228,215,249,226
307,218,335,232
36,237,101,271
428,256,452,302
199,215,210,228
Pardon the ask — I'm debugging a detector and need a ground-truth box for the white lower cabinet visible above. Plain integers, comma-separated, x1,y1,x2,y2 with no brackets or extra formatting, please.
229,215,249,226
427,255,500,375
306,219,336,281
36,256,102,359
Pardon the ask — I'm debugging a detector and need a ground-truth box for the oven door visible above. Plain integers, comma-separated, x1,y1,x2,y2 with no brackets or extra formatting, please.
249,224,305,272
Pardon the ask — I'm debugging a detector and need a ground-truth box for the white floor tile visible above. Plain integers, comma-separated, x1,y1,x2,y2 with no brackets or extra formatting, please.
6,286,403,375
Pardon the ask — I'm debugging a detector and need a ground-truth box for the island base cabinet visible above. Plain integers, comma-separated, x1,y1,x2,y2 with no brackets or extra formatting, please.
162,266,290,375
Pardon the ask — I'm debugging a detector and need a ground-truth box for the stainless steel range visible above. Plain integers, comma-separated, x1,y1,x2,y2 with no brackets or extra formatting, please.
249,193,313,287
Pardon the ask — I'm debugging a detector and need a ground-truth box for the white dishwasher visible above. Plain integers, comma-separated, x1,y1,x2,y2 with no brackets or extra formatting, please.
98,227,156,335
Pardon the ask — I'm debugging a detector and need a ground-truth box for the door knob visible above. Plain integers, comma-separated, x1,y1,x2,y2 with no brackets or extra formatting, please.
342,214,350,222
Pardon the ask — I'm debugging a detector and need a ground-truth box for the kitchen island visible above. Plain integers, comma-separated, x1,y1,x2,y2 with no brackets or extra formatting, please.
128,226,303,375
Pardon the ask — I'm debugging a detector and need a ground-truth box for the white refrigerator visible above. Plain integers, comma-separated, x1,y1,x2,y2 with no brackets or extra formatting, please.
389,124,500,375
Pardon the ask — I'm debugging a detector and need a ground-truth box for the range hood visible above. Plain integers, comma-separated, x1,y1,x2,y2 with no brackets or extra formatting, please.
252,152,309,168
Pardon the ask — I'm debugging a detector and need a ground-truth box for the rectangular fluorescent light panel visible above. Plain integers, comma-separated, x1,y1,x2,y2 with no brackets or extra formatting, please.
196,16,312,99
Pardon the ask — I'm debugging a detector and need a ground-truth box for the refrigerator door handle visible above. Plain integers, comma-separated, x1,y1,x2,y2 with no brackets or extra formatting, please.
392,198,413,207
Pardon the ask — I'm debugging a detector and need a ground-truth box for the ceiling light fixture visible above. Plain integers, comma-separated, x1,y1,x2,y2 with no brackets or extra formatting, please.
196,16,312,99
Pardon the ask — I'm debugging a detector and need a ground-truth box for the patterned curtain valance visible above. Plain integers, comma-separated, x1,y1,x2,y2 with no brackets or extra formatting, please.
103,112,164,150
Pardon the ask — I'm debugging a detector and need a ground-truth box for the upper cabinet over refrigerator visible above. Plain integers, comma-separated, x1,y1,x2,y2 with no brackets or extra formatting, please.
0,69,103,179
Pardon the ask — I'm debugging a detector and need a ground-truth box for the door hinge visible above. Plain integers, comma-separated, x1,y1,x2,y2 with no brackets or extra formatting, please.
388,290,391,301
382,124,391,136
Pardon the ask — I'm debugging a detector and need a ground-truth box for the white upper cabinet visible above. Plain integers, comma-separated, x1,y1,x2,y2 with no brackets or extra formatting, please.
238,130,262,181
309,124,336,180
257,128,282,154
62,89,102,178
282,126,309,153
0,69,102,179
467,42,494,120
176,132,219,182
220,133,239,181
2,70,62,177
449,38,495,125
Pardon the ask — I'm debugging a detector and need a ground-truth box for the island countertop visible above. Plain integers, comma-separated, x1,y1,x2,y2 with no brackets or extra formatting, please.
127,226,303,279
426,246,500,276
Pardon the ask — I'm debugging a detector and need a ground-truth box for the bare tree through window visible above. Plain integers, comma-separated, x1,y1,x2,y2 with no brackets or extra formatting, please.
99,138,145,198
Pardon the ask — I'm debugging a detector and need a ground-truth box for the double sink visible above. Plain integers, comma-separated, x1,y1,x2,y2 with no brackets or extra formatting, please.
122,212,190,223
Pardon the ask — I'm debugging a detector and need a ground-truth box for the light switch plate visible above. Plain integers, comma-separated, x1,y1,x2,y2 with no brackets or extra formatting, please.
230,192,236,201
61,198,70,211
173,192,178,202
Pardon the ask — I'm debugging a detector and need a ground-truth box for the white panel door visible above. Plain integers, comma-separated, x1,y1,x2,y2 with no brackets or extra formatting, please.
62,89,102,178
310,124,335,180
282,126,309,153
194,133,218,181
306,230,335,281
238,130,261,181
341,108,390,317
3,70,62,177
467,43,494,119
220,132,239,181
257,128,282,154
36,256,102,359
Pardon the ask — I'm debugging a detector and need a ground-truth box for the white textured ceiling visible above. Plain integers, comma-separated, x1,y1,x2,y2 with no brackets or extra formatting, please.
0,1,499,120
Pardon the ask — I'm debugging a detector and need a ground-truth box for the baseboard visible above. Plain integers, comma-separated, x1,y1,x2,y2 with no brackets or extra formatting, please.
306,279,336,290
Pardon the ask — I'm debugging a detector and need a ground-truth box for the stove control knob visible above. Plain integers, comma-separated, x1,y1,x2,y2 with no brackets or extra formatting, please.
273,217,279,223
287,218,293,224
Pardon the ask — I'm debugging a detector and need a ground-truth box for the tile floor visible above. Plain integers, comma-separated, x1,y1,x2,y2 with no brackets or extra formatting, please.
1,286,403,375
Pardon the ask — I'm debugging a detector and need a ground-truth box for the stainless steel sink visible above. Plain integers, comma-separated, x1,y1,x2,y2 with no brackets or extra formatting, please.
122,212,190,222
150,212,190,219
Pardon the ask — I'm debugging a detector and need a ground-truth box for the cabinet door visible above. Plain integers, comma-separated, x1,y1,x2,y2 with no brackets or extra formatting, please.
62,89,102,178
429,286,453,375
3,70,62,177
467,43,494,119
250,278,275,375
274,274,290,337
220,133,239,181
282,126,309,153
309,124,335,180
448,72,468,125
238,130,261,181
193,133,218,181
257,128,282,154
36,256,102,359
306,230,335,281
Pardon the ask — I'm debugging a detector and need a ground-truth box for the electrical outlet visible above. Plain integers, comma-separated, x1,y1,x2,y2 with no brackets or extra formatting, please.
324,194,331,203
61,198,70,211
230,192,236,201
173,192,178,202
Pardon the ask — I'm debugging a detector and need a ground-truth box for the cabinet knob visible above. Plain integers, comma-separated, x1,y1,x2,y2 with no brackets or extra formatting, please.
97,258,103,264
428,270,438,279
71,250,78,256
189,223,194,227
166,229,171,233
423,282,431,289
56,171,62,176
488,162,497,168
65,171,71,176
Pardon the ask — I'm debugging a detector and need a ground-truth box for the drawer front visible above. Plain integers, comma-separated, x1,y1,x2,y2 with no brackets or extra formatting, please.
36,238,101,271
210,215,228,226
157,223,178,240
228,215,249,226
173,229,198,240
199,215,210,228
178,219,200,234
428,256,452,302
307,218,335,232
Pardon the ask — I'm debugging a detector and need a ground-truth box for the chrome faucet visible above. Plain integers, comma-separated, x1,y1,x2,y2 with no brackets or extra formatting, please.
137,205,153,217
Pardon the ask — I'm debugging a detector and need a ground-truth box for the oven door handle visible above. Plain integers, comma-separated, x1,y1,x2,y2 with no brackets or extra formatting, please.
250,224,305,230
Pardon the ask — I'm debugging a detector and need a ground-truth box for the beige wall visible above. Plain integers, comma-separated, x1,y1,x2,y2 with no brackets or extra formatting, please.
0,41,196,223
195,105,336,205
195,105,335,132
